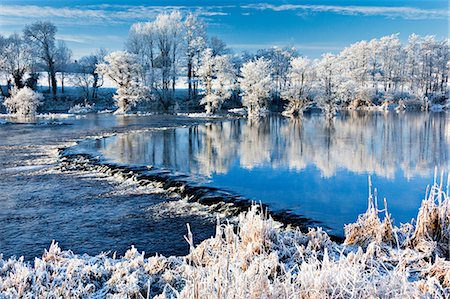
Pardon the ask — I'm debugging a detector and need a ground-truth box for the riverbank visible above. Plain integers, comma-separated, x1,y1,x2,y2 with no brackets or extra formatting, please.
1,178,449,298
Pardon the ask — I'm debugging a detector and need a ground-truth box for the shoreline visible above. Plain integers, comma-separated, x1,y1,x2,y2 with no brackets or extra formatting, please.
1,177,448,297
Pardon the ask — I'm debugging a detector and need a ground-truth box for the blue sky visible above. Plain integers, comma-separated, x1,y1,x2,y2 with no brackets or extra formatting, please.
1,0,448,58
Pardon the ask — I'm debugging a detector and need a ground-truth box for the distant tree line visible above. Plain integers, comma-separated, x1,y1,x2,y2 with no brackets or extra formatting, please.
0,14,448,117
0,21,106,102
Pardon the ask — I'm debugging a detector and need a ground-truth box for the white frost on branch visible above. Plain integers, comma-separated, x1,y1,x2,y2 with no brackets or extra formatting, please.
281,57,314,117
198,48,236,114
239,58,273,118
96,51,149,114
3,87,43,117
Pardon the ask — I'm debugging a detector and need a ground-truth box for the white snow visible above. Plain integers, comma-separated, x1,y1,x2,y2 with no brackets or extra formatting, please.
68,102,95,114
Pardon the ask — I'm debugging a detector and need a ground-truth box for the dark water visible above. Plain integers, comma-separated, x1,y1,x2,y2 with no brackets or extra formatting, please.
0,114,220,260
74,112,450,236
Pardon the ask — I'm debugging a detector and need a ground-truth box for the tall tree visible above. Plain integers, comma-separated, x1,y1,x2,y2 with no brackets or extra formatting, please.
96,51,148,114
71,50,106,100
281,57,314,116
198,48,236,114
152,11,182,107
209,36,229,56
239,58,273,117
0,34,33,93
24,21,58,96
184,13,206,100
257,47,297,105
315,54,342,118
55,41,72,94
127,22,155,88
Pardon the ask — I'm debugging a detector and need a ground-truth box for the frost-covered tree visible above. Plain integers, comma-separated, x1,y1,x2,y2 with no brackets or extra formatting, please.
378,34,402,92
55,41,72,94
315,54,341,118
239,58,273,117
23,21,58,96
152,11,183,105
185,13,206,99
198,48,236,114
418,36,450,97
126,22,155,88
405,34,422,95
71,50,105,100
0,34,33,93
209,36,229,56
4,87,43,116
96,51,149,114
281,57,314,116
257,47,297,104
340,40,371,89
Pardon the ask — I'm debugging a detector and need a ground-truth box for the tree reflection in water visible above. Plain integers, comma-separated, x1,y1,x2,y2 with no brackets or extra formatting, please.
100,112,448,179
95,112,449,235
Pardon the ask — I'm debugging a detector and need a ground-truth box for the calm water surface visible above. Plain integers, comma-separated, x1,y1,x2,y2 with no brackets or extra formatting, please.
76,112,450,236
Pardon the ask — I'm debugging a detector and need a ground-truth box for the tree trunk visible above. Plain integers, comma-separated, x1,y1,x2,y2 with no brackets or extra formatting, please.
187,60,192,99
0,84,6,98
51,70,57,96
61,73,65,94
47,72,51,92
12,70,25,89
6,79,12,96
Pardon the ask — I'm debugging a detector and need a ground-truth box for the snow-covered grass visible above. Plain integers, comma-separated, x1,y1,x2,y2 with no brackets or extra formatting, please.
68,102,95,114
1,175,449,298
0,112,75,119
176,112,223,118
97,109,114,114
227,107,247,115
36,113,76,119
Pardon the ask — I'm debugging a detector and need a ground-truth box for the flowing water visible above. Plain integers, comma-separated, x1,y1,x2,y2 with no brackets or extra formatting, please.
0,114,219,260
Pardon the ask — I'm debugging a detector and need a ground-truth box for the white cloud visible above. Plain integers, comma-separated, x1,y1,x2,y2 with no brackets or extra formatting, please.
242,3,448,20
0,5,107,19
198,11,228,17
229,42,343,52
58,34,123,44
0,4,230,26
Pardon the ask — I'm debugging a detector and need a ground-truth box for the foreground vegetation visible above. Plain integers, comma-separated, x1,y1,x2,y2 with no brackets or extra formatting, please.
1,174,449,298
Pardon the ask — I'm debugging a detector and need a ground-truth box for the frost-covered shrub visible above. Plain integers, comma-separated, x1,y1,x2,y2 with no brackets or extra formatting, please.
3,87,43,117
68,101,95,114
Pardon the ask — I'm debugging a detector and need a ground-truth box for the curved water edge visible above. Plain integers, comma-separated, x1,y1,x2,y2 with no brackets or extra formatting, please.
62,111,450,239
0,113,236,260
58,149,327,239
